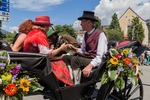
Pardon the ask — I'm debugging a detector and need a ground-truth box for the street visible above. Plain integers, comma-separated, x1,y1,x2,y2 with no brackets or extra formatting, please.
140,65,150,100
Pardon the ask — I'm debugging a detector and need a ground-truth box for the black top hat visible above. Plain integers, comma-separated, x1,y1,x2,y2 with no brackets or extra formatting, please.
78,11,98,22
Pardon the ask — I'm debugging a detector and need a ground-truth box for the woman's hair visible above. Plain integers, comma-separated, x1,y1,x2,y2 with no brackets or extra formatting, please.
32,25,48,32
18,20,33,34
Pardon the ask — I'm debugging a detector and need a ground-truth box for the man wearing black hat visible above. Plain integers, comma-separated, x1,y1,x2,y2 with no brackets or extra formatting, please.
62,11,108,83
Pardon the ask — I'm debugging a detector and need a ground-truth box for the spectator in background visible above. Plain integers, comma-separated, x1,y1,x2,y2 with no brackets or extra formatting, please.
145,50,150,65
11,20,33,52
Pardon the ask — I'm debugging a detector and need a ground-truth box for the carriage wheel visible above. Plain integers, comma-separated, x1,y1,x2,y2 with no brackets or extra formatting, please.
96,78,143,100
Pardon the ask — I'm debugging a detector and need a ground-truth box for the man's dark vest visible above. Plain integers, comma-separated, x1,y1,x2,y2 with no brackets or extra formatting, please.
84,29,102,58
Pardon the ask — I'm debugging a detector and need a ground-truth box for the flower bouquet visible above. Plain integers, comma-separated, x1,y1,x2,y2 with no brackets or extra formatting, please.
0,51,43,100
101,48,143,89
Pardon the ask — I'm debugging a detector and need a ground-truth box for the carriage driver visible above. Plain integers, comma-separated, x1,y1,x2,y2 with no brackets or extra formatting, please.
62,11,108,83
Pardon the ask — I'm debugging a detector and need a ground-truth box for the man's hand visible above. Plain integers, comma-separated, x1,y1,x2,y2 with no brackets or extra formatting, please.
66,44,78,51
59,43,67,51
82,63,93,77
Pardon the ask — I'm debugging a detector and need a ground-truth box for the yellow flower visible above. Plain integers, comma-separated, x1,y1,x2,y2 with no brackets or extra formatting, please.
110,57,118,65
122,49,129,55
133,59,139,66
19,78,31,93
1,73,12,82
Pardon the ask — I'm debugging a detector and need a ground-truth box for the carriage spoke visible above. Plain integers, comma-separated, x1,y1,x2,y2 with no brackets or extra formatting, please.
127,84,141,99
108,93,120,100
125,84,132,97
129,96,142,100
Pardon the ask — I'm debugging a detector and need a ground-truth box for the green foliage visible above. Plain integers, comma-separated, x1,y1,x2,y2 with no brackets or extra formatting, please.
4,31,17,44
0,32,6,39
0,0,2,7
106,13,124,41
115,77,124,89
109,13,121,31
101,48,142,89
128,17,144,43
54,24,76,38
106,29,124,41
94,16,102,29
0,51,43,99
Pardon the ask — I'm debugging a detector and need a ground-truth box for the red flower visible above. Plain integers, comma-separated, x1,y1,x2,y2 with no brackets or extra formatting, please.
137,73,140,79
133,66,136,70
116,54,122,59
4,83,17,96
123,58,130,65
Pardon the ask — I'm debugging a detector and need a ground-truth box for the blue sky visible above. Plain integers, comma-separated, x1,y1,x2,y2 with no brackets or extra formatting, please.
1,0,99,32
1,0,150,32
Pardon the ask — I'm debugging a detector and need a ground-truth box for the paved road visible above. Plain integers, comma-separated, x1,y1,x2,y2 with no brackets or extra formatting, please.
140,65,150,100
23,65,150,100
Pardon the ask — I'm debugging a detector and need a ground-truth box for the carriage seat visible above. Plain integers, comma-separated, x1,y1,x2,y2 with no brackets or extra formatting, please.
108,40,119,50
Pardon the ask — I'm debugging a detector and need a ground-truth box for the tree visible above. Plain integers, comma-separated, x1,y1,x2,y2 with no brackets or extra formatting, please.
4,31,17,43
107,13,124,41
94,16,102,29
54,24,77,38
109,13,121,31
106,29,124,41
0,31,6,39
0,0,2,7
128,17,144,43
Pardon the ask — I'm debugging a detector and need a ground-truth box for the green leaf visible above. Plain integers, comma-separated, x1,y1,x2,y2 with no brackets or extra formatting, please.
139,70,143,75
115,77,125,89
109,49,119,57
108,70,118,81
30,80,44,92
101,72,109,85
130,76,138,85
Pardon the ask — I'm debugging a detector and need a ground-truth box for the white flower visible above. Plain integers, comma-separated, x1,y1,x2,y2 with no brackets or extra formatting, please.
0,79,2,84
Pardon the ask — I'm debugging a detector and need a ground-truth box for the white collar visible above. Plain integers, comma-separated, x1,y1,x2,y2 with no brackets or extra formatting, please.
87,28,95,35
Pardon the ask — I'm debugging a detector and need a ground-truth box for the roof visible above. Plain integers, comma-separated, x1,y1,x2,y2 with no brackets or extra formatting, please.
119,7,145,22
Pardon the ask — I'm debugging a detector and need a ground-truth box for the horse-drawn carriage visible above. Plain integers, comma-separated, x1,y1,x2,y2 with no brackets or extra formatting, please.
0,40,146,100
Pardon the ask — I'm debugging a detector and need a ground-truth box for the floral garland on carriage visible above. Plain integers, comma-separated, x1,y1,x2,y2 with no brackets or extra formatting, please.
101,48,143,89
0,51,43,100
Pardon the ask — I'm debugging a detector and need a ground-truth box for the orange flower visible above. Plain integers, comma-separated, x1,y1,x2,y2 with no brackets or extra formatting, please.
123,58,130,65
4,83,17,96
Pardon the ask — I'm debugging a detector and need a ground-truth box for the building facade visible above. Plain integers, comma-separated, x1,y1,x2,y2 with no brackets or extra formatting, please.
146,19,150,41
119,7,149,45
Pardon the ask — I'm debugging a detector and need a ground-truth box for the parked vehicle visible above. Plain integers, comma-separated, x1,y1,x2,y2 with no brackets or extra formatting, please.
0,40,147,100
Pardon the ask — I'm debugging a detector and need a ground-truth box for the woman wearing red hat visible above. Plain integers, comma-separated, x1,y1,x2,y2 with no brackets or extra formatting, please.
23,16,74,86
24,16,69,56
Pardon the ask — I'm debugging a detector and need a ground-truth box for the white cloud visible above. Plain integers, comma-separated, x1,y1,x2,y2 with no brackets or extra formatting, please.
94,0,150,25
10,0,64,11
73,0,150,29
5,0,150,32
73,20,82,30
9,26,18,32
3,25,18,33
